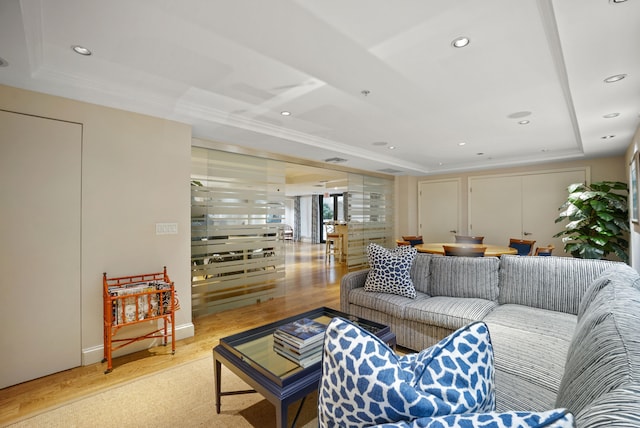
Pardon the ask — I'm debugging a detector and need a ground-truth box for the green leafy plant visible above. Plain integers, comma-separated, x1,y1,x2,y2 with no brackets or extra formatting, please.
554,181,629,262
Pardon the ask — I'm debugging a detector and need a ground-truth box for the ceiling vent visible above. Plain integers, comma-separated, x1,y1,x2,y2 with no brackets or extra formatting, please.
323,157,348,163
377,168,403,174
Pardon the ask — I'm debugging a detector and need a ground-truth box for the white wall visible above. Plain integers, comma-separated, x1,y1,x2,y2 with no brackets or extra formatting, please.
396,157,627,241
0,84,193,366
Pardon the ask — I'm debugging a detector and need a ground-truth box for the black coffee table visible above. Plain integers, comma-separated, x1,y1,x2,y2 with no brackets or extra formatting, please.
212,307,396,428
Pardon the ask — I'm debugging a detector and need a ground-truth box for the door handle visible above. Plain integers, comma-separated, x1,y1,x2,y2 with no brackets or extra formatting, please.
523,231,533,236
450,230,457,234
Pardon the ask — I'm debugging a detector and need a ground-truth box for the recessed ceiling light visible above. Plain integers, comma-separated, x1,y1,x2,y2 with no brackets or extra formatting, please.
280,111,291,116
0,57,8,67
458,142,466,146
452,37,470,48
72,45,92,56
601,135,616,139
518,120,530,125
476,152,485,156
610,0,628,3
388,146,396,150
372,141,387,146
604,74,626,83
603,113,620,118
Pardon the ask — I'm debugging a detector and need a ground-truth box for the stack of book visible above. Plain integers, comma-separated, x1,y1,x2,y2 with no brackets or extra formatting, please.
273,318,327,367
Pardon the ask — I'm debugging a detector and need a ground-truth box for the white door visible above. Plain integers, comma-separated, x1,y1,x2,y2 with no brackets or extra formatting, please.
419,179,460,242
0,111,82,388
522,170,587,256
469,169,588,252
469,175,522,245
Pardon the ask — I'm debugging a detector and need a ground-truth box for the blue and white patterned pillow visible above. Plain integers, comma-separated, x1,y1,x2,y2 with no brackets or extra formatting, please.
318,319,495,428
364,243,418,298
376,408,574,427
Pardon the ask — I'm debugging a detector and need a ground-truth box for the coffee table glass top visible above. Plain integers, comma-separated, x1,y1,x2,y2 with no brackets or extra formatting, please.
218,307,390,386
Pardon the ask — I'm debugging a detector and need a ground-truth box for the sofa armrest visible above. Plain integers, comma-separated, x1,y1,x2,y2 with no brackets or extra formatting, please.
340,269,370,313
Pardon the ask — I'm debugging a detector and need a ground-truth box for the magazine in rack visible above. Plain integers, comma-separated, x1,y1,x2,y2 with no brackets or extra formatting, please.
102,267,176,373
107,281,173,325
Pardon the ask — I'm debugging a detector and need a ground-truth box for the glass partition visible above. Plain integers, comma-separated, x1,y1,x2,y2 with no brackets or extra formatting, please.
191,148,286,316
346,174,394,270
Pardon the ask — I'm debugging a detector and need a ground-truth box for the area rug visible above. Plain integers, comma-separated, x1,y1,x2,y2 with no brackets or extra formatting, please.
5,357,318,428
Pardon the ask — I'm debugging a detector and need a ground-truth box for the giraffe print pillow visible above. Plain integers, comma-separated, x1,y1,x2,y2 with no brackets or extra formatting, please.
318,319,495,428
364,243,418,298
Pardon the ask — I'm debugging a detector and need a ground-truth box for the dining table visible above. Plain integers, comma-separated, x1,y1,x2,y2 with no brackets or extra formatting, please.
415,242,518,257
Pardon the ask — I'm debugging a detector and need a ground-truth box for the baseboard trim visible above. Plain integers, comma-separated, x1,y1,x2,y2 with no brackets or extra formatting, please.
81,322,195,366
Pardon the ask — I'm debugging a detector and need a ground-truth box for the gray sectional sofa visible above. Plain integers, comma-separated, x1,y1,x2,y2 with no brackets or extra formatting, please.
340,253,640,426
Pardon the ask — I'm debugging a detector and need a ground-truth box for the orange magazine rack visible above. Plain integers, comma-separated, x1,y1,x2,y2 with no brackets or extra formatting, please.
102,267,177,373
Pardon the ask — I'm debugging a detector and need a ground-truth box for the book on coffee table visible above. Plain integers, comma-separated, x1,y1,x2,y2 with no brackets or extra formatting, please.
273,317,327,348
273,344,323,368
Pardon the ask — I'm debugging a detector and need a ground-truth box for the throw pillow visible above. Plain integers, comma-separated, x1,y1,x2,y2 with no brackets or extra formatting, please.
374,408,574,427
365,243,418,298
318,319,495,428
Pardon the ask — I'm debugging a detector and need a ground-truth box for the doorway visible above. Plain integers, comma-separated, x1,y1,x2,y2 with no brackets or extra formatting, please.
1,111,82,388
320,193,344,242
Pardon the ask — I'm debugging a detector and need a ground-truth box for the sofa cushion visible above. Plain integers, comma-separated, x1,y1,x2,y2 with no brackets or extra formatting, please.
349,288,430,319
483,322,572,412
429,256,500,301
365,243,418,298
483,304,577,342
498,255,619,314
577,263,640,321
410,253,433,294
555,280,640,424
318,319,495,428
483,306,577,412
404,296,499,331
374,408,574,427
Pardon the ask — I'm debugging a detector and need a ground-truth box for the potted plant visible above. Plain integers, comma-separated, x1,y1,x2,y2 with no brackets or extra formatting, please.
554,181,629,263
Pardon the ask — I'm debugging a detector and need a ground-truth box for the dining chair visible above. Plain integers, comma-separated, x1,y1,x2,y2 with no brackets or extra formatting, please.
325,223,343,262
401,235,424,246
455,235,485,244
535,244,555,256
443,245,487,257
508,238,536,256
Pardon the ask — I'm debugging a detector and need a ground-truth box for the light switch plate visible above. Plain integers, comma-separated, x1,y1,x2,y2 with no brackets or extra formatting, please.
156,223,178,235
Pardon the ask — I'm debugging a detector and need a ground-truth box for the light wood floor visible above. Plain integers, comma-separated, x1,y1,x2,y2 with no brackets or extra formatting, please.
0,242,346,426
